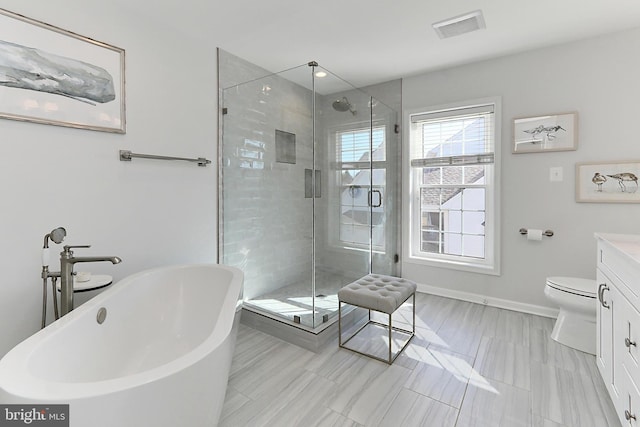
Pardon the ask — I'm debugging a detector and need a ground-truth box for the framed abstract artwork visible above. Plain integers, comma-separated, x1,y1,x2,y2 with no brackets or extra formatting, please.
0,8,125,133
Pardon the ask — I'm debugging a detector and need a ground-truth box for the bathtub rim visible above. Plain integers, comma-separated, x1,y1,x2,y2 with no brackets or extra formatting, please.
0,263,243,401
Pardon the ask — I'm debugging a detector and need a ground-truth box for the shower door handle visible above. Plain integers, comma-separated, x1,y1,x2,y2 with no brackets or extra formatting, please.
368,190,382,208
304,169,322,198
305,169,312,198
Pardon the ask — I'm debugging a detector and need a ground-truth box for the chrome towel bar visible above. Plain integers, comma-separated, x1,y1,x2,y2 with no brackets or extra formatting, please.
519,228,554,237
119,150,211,167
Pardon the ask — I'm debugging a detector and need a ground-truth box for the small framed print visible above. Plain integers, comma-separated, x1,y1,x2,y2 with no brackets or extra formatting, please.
513,112,577,154
576,160,640,203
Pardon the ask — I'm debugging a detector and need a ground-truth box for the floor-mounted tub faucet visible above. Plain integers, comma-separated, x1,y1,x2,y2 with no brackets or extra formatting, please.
41,227,67,328
60,245,121,316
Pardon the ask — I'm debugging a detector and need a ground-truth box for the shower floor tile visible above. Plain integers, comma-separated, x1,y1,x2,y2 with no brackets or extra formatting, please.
243,270,358,327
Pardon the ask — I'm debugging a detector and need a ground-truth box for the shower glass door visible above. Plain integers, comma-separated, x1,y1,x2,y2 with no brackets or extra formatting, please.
370,98,399,276
308,65,374,327
219,51,398,329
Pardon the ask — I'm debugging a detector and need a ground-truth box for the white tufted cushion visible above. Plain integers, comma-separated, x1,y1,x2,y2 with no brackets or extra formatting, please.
338,274,417,314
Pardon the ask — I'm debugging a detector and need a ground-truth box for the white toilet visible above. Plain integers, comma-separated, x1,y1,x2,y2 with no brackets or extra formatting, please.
544,276,597,354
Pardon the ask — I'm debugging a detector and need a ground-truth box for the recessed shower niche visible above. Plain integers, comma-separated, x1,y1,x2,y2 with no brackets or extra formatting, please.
218,49,401,345
275,129,296,164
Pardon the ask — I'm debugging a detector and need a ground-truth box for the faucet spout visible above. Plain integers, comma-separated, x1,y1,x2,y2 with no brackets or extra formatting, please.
59,246,122,317
68,256,122,265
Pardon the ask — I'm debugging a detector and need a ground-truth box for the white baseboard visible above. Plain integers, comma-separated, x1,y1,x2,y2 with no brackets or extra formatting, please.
416,282,559,319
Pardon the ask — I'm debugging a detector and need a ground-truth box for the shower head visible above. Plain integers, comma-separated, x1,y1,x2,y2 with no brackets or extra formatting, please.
43,227,67,248
332,97,356,115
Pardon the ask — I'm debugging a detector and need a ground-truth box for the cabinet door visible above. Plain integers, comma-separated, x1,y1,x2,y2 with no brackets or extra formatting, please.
619,363,640,427
620,290,640,395
598,269,625,410
597,270,614,390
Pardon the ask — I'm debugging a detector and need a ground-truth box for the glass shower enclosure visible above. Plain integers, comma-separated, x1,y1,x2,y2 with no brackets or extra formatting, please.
219,52,399,330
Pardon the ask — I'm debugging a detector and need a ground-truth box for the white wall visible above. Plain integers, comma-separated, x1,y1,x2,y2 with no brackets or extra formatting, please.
402,27,640,311
0,2,218,356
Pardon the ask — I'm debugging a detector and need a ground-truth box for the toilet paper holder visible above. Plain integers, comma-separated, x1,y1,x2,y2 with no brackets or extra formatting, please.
519,228,554,237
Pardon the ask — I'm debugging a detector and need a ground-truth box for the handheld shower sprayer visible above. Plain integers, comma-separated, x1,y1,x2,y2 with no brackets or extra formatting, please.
41,227,66,328
42,227,66,266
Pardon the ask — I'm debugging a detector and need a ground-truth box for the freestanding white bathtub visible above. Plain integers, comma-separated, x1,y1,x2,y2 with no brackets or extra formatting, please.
0,264,243,427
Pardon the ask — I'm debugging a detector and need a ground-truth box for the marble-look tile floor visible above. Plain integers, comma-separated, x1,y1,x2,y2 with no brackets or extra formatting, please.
220,292,619,427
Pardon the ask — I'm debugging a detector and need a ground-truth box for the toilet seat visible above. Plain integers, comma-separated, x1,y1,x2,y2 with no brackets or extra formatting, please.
546,276,596,298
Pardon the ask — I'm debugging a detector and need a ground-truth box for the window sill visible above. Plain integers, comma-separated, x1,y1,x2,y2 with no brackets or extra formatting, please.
404,255,500,276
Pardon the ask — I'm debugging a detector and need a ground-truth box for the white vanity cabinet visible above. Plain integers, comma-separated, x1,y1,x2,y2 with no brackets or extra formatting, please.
596,233,640,426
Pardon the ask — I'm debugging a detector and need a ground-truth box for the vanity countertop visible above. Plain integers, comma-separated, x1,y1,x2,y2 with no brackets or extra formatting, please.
595,232,640,267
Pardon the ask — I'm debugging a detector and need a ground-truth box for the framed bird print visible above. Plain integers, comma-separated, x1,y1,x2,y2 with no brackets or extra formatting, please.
576,160,640,203
513,112,577,153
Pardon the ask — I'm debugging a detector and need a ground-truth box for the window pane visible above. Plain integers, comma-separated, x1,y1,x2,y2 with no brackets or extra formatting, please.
341,167,369,209
460,117,487,155
343,184,367,199
341,209,355,224
372,129,386,162
421,229,443,253
463,235,485,258
421,188,441,209
341,208,369,225
444,210,461,233
462,211,485,235
443,233,462,256
464,165,485,185
443,166,464,185
422,167,443,185
422,211,441,231
462,188,485,210
421,210,443,254
442,187,462,210
339,127,386,162
422,239,442,253
340,132,369,162
420,116,489,158
343,168,368,190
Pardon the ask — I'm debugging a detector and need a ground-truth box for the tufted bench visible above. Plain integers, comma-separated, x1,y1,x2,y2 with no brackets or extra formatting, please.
338,274,417,364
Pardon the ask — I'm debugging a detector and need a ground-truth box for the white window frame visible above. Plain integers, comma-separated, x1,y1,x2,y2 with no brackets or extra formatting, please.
403,97,501,276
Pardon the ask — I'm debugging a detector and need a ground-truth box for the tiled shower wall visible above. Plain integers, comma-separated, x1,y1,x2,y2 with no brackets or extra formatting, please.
219,50,314,300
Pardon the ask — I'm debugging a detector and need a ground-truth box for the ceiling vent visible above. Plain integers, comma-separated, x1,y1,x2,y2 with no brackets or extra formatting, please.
433,10,486,39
